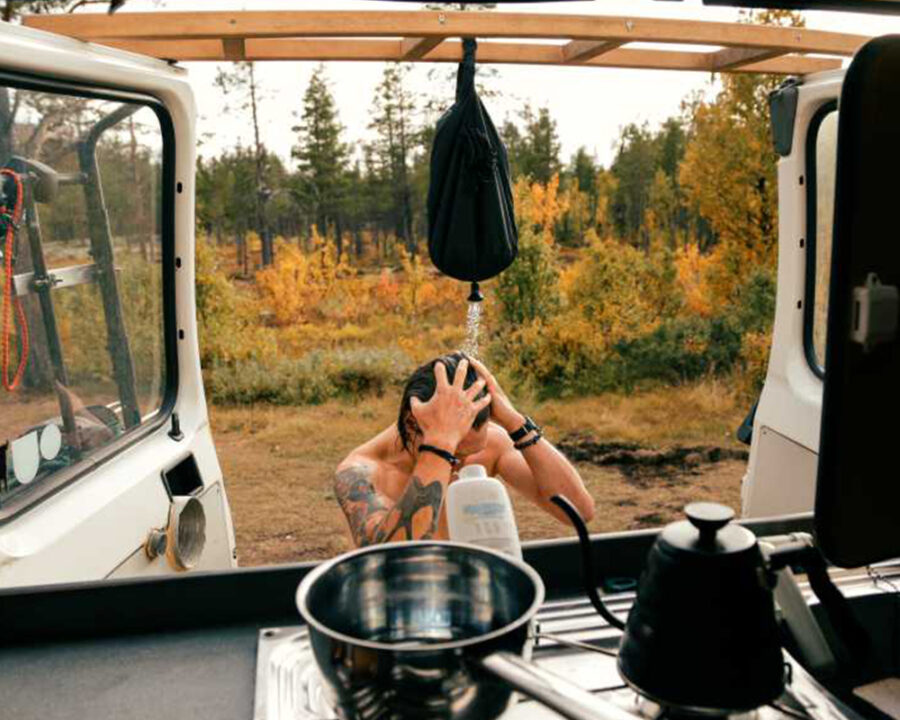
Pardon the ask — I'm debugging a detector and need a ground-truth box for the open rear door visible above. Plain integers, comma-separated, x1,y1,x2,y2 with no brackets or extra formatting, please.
0,21,235,586
815,35,900,567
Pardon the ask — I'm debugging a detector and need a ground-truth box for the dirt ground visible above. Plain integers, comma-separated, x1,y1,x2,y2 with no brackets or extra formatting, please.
211,380,749,567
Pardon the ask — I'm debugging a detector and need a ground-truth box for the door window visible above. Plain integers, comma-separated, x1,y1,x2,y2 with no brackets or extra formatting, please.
805,104,838,375
0,79,171,513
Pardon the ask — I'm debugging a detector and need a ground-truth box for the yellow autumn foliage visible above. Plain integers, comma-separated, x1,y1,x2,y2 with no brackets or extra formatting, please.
255,228,353,326
674,243,714,317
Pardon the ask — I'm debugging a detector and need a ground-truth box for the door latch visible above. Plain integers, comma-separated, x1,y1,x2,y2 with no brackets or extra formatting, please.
851,273,898,352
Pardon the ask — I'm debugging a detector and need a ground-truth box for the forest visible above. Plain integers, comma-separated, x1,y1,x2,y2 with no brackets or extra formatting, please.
195,14,792,412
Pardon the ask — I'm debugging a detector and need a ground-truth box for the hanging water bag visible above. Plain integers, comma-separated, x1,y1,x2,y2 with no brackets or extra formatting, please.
426,38,518,286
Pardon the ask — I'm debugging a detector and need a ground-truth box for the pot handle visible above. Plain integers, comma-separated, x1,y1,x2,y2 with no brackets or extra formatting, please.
479,651,638,720
551,495,626,631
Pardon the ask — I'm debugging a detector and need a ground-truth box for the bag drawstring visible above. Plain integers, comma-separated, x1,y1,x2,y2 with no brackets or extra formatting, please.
455,38,496,186
461,125,497,186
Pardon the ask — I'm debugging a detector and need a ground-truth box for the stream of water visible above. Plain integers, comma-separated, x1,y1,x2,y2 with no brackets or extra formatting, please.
462,301,483,358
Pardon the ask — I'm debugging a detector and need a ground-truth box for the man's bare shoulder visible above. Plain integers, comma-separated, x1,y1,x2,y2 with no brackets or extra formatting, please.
336,453,385,484
336,426,398,477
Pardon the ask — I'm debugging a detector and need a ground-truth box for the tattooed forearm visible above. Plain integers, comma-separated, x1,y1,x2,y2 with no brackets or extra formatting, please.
334,464,444,547
371,476,443,544
334,464,387,548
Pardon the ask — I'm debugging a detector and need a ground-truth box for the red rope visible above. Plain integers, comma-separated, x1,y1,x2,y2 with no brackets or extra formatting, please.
2,168,28,392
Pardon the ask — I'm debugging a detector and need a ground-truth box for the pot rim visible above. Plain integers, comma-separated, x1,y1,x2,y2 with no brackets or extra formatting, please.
296,540,546,653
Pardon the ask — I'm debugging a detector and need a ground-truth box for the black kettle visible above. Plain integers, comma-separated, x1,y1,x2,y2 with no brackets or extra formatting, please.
551,496,785,714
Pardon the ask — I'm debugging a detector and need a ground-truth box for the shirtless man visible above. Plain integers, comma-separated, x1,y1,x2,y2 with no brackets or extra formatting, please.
334,352,595,547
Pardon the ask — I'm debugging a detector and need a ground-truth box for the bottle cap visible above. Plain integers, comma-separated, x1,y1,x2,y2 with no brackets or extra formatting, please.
458,464,488,480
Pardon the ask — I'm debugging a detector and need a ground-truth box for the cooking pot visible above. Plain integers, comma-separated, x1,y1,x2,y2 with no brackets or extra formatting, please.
552,496,786,714
296,541,638,720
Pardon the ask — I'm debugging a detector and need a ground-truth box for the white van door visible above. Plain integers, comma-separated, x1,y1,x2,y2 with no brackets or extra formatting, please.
0,21,236,586
742,70,842,517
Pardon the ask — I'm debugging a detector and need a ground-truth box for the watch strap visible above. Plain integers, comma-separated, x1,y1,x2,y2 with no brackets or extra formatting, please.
419,444,460,467
514,433,543,451
509,416,540,442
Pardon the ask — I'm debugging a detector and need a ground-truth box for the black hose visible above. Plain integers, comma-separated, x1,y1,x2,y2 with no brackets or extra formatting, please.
550,495,626,631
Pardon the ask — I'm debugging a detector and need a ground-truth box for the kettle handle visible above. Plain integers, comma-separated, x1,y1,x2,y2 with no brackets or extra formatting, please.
551,495,626,631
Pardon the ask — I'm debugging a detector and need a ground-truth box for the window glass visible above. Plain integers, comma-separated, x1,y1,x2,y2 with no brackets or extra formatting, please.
811,110,838,370
0,85,166,508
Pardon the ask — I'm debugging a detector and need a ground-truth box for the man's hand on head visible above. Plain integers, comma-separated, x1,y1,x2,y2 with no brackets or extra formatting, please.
469,357,525,433
409,358,492,454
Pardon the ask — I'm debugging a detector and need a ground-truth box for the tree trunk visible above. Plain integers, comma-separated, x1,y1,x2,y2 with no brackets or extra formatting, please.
248,63,273,267
0,86,14,163
334,215,344,258
354,226,363,259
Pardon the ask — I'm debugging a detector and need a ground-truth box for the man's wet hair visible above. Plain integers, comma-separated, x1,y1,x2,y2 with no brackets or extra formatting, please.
397,352,490,452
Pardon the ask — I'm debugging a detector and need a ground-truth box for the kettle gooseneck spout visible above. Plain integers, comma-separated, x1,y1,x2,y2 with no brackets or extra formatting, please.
550,494,626,631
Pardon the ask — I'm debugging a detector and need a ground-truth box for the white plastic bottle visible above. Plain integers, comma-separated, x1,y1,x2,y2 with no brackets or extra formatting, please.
447,464,523,559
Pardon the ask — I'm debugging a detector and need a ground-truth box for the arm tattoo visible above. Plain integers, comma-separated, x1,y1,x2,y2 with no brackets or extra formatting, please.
372,476,443,544
334,464,444,547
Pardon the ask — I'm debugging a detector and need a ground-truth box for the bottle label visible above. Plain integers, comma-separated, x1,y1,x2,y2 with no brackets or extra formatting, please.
463,502,506,517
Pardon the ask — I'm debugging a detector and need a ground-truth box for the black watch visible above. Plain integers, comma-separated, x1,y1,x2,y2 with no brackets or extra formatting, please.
508,416,540,442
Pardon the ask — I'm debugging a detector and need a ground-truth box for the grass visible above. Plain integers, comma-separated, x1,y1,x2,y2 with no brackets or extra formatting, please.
534,377,746,447
211,377,750,567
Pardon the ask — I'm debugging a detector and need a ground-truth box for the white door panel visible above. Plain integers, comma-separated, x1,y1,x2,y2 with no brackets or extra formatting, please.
743,71,842,517
0,22,235,587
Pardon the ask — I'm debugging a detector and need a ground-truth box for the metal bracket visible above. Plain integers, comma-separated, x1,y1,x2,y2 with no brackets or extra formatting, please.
12,262,101,297
850,272,899,352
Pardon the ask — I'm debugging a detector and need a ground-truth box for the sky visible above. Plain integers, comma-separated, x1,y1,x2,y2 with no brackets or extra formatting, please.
78,0,900,169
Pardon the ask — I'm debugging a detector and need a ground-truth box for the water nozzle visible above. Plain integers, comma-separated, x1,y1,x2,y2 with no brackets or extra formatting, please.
467,281,484,303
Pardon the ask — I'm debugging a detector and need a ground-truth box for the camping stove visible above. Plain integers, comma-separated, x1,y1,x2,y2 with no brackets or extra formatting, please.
253,596,853,720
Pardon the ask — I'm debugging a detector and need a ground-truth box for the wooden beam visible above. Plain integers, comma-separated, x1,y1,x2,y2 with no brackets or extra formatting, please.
739,55,842,74
401,36,444,60
562,40,624,64
709,46,790,71
21,10,868,56
98,37,842,75
102,39,226,61
222,37,245,61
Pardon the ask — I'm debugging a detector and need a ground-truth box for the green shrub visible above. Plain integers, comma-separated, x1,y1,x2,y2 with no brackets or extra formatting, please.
614,316,743,390
733,267,776,334
495,224,560,325
490,313,744,400
205,347,413,405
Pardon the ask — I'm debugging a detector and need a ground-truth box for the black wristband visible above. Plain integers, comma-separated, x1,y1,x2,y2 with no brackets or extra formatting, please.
419,444,460,467
509,416,540,442
514,432,543,451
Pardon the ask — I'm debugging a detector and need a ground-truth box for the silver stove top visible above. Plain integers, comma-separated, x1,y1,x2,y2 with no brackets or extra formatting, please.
253,595,856,720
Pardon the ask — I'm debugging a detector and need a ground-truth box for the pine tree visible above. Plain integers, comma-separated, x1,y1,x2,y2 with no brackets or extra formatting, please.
292,64,349,256
215,62,273,267
369,64,419,254
503,105,561,185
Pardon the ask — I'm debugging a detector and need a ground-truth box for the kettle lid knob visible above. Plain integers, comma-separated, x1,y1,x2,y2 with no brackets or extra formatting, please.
685,502,734,545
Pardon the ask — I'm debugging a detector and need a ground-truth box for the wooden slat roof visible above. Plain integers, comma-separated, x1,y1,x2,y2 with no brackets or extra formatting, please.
21,10,870,74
